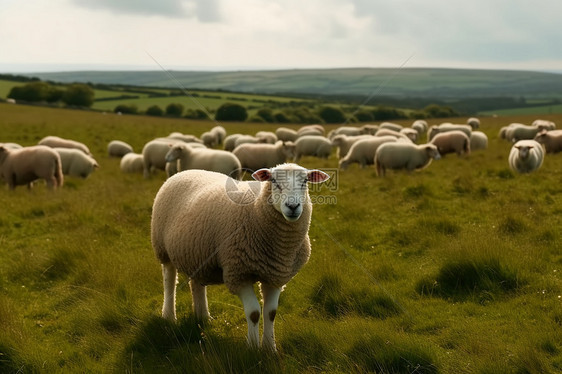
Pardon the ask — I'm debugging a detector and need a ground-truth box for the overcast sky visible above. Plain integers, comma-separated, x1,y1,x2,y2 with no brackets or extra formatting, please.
0,0,560,73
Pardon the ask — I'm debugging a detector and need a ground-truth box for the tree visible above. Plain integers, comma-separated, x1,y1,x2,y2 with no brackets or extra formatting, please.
146,105,164,116
257,108,275,123
62,84,94,107
215,103,248,122
166,103,184,117
8,81,51,102
318,106,346,124
114,104,138,114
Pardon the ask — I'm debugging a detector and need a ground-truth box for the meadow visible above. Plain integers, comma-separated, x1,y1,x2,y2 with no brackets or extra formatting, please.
0,103,561,373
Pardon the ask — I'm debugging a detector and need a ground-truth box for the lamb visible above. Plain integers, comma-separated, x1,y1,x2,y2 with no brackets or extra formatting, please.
534,130,562,153
428,123,472,141
275,127,298,142
107,140,133,157
429,130,471,157
233,141,296,171
508,140,544,174
54,147,99,178
0,145,63,189
339,135,397,170
331,134,372,159
294,136,333,161
119,152,144,173
38,135,92,156
151,163,330,350
165,143,242,179
374,142,441,177
470,131,488,151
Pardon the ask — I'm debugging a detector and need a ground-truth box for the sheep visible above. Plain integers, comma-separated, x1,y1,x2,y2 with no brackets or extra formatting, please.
467,117,480,129
374,142,441,177
0,142,22,150
234,135,263,149
400,128,419,143
294,136,332,161
275,127,298,142
328,126,361,139
0,145,63,189
224,134,242,151
504,123,541,142
374,128,412,141
428,123,472,141
470,131,488,151
297,124,325,136
331,134,372,159
142,139,175,178
167,132,203,144
298,128,325,138
256,131,278,144
411,120,428,135
107,140,133,157
379,122,403,132
534,129,562,153
38,135,91,156
210,126,227,145
532,119,556,131
151,163,330,351
508,140,544,174
120,152,144,173
200,131,216,148
339,135,397,170
429,130,471,157
360,124,379,135
233,141,296,171
165,144,242,179
54,147,99,178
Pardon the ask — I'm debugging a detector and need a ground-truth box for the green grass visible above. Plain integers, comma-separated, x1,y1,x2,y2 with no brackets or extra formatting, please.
0,103,561,372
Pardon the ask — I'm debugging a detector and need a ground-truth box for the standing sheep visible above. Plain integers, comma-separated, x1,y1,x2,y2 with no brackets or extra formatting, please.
428,123,472,141
467,117,480,129
509,140,544,174
233,141,296,171
504,123,541,142
38,135,92,156
429,130,471,157
151,163,330,350
0,145,63,189
339,135,397,170
107,140,133,157
331,134,372,159
210,126,227,145
294,136,333,161
165,144,242,179
534,130,562,153
120,152,144,174
142,139,174,178
470,131,488,151
374,143,441,177
275,127,298,142
54,148,99,178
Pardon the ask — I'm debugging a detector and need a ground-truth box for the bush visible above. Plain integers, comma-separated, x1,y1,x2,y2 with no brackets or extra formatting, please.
62,84,95,107
114,104,138,114
371,106,408,121
146,105,164,116
256,108,275,122
318,106,346,124
354,109,374,122
184,109,208,120
165,103,184,117
8,81,60,103
215,103,248,122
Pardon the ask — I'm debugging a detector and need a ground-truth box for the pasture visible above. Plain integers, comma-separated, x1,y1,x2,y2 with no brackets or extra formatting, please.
0,103,561,373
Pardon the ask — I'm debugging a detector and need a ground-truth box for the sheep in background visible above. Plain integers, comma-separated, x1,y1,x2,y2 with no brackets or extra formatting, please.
411,120,429,136
331,134,372,159
151,163,330,351
328,126,361,139
379,122,403,132
142,139,175,178
374,128,412,141
256,131,278,144
297,124,325,136
201,131,216,148
0,145,63,189
0,142,23,150
532,119,556,131
429,130,471,157
210,126,227,145
165,143,242,179
339,135,397,170
534,130,562,153
107,140,133,157
120,153,144,174
38,135,92,156
224,134,242,151
360,124,379,135
428,123,472,141
375,142,441,177
233,141,296,171
167,132,203,144
400,128,419,143
509,140,544,174
275,127,298,142
294,136,332,161
504,123,542,142
467,117,480,129
54,148,99,178
470,131,488,151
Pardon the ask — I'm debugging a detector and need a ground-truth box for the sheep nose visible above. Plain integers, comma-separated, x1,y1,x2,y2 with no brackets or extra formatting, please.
285,202,301,212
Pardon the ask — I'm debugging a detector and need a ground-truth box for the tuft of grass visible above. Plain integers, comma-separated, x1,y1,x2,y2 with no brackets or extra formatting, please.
498,215,527,235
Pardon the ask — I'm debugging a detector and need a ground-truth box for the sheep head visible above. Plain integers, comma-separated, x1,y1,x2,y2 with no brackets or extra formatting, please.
252,163,329,222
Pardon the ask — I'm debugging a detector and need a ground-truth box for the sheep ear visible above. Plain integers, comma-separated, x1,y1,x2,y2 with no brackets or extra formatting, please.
307,170,330,183
252,168,272,181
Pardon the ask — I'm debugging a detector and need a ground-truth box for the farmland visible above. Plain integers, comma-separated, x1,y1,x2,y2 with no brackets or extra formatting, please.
0,103,561,373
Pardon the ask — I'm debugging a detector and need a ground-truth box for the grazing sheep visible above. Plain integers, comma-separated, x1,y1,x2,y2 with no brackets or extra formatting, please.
142,139,174,178
429,130,471,157
54,148,99,178
331,134,372,159
297,124,325,136
0,142,22,150
339,135,397,170
534,130,562,153
275,127,298,142
107,140,133,157
411,120,429,136
256,131,278,144
165,144,242,179
151,163,330,350
210,126,227,145
400,128,419,143
298,128,324,138
233,141,296,171
38,135,91,156
234,135,263,149
200,131,216,148
470,131,488,151
360,124,379,135
374,129,412,141
467,117,480,129
379,122,403,132
294,136,333,161
532,119,556,131
428,123,472,141
120,152,144,173
0,145,63,189
375,142,441,177
509,140,544,174
224,134,242,152
328,126,361,139
505,123,542,142
167,132,203,144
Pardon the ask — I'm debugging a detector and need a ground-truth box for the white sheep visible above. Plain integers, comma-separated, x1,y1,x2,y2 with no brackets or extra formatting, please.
467,117,480,129
38,135,92,156
331,134,372,159
142,139,175,178
167,132,203,144
54,147,99,178
210,126,227,145
120,152,144,173
504,123,541,142
532,119,556,131
297,124,325,136
234,135,264,149
165,143,242,179
360,124,379,135
411,120,428,136
233,141,296,171
374,128,412,141
0,145,63,189
275,127,298,142
534,130,562,153
509,140,544,174
400,128,419,143
470,131,488,151
294,136,333,161
0,142,23,150
379,122,403,132
374,142,441,177
256,131,278,144
224,134,242,152
107,140,133,157
151,163,330,350
200,131,216,148
328,126,361,139
429,130,471,157
339,135,397,170
428,123,472,141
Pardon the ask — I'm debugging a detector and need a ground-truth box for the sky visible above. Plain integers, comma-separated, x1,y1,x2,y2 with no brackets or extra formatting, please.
0,0,561,73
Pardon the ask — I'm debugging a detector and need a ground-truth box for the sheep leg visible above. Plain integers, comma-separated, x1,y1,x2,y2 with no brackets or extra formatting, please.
238,284,261,348
261,284,281,352
161,262,178,321
189,280,210,320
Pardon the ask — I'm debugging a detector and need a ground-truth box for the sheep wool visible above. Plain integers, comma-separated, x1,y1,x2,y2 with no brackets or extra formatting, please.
375,142,441,177
0,145,63,189
509,140,544,174
151,163,330,351
54,148,99,178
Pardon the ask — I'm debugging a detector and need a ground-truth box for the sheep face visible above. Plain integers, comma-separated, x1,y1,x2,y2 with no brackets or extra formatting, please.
165,145,184,162
425,144,442,160
515,144,533,160
252,164,329,222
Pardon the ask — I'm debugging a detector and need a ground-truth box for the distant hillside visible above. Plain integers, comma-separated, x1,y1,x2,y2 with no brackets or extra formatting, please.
28,68,562,100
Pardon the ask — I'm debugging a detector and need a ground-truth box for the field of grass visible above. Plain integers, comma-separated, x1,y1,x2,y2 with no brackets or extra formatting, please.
0,103,561,373
479,104,562,117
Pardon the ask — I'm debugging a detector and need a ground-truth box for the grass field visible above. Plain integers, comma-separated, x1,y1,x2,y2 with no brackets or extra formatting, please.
0,103,561,373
